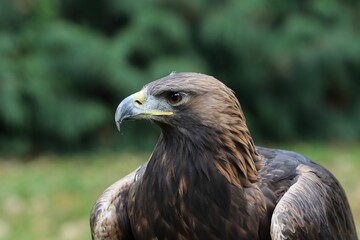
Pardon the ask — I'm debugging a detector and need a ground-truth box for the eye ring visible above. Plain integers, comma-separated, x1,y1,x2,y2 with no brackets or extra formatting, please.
167,92,183,105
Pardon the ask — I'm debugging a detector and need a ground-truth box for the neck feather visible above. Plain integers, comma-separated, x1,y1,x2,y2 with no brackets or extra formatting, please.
147,124,262,189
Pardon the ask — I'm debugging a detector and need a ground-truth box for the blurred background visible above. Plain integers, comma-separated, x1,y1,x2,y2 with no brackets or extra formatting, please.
0,0,359,239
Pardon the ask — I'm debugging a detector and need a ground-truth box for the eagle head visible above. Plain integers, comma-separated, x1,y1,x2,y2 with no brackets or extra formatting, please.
115,72,245,133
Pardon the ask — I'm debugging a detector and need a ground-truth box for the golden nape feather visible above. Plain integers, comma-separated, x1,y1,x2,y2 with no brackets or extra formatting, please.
91,72,358,240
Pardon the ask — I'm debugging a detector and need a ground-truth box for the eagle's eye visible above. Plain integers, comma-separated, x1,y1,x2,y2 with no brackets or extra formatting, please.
167,92,183,105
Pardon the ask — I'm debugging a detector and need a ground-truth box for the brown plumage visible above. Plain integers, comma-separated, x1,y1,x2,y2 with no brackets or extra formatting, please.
90,72,358,240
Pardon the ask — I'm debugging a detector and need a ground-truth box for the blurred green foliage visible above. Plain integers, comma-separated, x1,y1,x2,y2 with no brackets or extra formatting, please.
1,0,360,154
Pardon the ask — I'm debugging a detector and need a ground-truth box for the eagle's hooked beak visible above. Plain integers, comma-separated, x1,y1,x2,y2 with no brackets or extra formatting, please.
115,90,173,131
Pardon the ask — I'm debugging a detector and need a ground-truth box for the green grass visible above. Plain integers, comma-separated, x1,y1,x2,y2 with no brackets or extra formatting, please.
0,144,359,239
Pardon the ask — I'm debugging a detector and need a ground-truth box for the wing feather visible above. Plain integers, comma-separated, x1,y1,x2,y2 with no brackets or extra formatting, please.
270,164,357,240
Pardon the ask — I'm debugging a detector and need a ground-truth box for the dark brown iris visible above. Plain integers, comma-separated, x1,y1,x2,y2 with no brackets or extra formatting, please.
167,92,182,105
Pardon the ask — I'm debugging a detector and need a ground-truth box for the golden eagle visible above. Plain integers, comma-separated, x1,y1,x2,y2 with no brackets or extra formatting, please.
90,72,357,240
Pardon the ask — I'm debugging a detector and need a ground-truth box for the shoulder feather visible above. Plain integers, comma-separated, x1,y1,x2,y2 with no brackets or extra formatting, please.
90,163,147,240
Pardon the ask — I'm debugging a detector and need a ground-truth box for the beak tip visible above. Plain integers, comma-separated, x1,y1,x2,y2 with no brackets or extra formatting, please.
115,106,124,132
115,120,121,132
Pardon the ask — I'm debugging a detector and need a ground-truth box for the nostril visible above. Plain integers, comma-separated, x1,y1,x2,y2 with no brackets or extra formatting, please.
134,99,143,105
